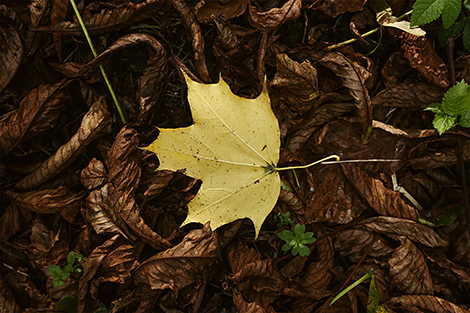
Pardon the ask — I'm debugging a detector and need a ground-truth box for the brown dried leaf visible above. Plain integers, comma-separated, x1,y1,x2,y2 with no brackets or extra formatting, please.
0,5,23,93
78,235,140,313
14,96,112,190
29,0,49,27
408,141,470,169
228,239,304,298
37,0,167,35
0,273,22,313
232,289,276,313
319,52,372,132
389,238,433,294
84,185,132,238
196,0,249,24
400,33,450,89
371,81,445,109
385,295,470,313
0,203,31,240
381,51,411,87
6,187,84,223
0,80,71,156
341,163,418,220
134,223,219,291
80,158,107,190
106,126,172,249
358,216,448,248
30,218,69,269
248,0,302,31
271,53,318,114
306,0,367,18
334,229,393,262
372,120,438,138
3,271,50,311
173,0,210,82
50,0,70,59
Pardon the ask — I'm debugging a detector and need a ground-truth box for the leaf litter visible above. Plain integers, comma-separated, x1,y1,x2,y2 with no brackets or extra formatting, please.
0,0,469,312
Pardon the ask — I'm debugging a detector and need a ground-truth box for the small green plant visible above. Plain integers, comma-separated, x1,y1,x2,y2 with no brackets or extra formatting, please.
274,212,294,227
425,80,470,134
48,251,86,287
410,0,470,49
277,224,316,257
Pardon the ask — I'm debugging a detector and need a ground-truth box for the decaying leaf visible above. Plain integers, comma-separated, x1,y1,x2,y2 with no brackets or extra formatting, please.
196,0,249,24
145,72,281,237
248,0,302,31
385,295,470,313
14,96,112,190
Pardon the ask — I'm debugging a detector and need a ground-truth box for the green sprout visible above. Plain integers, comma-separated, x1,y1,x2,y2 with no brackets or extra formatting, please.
277,224,316,257
274,212,294,228
48,251,86,287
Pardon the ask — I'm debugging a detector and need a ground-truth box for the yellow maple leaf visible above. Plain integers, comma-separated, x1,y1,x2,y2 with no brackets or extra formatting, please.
145,72,337,237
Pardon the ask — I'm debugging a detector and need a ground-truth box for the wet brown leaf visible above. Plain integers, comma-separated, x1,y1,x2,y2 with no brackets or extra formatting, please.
14,96,112,190
389,238,433,294
106,126,172,249
371,81,445,110
84,184,133,238
37,0,167,35
271,53,318,114
319,52,372,132
0,273,22,313
0,5,23,93
385,295,470,313
78,235,140,313
306,0,367,18
196,0,249,24
400,33,450,89
134,223,219,292
5,187,84,223
248,0,302,31
0,80,71,157
341,163,418,220
334,229,393,262
358,216,448,248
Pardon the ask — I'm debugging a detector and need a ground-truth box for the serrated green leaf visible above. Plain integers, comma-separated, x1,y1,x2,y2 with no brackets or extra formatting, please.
433,112,457,134
425,102,443,113
442,80,470,115
460,109,470,127
463,23,470,51
442,0,461,28
411,0,447,26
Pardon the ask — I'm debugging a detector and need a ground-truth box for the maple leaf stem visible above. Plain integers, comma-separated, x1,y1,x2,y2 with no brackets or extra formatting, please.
275,155,340,171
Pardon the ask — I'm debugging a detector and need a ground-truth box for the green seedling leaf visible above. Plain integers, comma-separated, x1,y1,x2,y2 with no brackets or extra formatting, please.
277,224,316,256
294,224,305,236
48,264,62,277
367,274,388,313
67,251,76,265
277,229,296,241
411,0,447,26
441,80,470,116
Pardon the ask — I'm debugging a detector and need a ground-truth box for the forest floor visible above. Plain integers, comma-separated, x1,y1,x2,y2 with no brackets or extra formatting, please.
1,0,470,312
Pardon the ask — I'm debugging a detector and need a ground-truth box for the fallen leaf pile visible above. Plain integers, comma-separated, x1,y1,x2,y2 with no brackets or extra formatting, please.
1,0,469,313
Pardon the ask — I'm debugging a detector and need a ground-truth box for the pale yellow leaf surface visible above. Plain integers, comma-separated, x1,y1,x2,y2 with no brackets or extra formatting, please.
145,73,281,237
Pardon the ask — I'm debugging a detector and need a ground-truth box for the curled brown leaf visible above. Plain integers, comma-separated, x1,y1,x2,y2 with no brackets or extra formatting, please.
0,5,23,93
196,0,248,24
248,0,302,31
14,96,112,190
385,295,470,313
134,223,219,292
0,80,71,157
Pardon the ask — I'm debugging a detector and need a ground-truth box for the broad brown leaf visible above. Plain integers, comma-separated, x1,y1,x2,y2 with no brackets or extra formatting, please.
196,0,249,24
5,187,84,223
0,80,71,157
134,223,219,292
80,158,107,190
358,216,448,248
334,229,393,262
0,273,22,313
248,0,302,31
305,0,367,17
341,163,418,220
233,289,277,313
389,238,433,294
